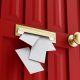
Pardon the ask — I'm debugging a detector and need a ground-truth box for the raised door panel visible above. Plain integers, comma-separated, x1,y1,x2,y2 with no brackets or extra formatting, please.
0,20,24,80
0,0,25,80
1,0,24,23
67,0,80,80
47,0,69,80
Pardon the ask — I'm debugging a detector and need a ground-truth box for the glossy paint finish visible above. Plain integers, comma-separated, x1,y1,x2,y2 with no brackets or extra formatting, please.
0,0,80,80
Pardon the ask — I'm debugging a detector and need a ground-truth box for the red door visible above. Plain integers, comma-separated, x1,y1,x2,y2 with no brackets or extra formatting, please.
0,0,80,80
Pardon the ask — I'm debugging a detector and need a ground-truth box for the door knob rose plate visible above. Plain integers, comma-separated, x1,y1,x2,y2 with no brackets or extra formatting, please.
15,24,56,43
68,32,80,47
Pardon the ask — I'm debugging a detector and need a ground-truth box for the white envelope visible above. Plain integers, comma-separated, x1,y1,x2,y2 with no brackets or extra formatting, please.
29,47,46,63
19,33,40,46
15,47,44,74
19,33,56,63
29,37,56,63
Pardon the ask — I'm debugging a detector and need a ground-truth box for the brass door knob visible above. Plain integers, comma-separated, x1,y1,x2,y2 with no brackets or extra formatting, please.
68,32,80,47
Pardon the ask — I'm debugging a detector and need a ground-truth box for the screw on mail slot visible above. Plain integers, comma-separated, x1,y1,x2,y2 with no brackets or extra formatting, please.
15,24,56,43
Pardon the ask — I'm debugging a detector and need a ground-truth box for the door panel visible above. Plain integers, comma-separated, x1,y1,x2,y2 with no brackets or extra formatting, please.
25,0,46,28
0,21,24,80
67,0,80,80
47,0,69,80
0,37,24,80
1,0,23,23
0,0,24,80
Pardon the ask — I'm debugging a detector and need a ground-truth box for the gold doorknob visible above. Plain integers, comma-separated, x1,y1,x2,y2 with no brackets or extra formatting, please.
68,32,80,47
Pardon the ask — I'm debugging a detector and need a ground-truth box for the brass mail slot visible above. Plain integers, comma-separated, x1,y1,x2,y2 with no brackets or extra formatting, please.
15,24,56,43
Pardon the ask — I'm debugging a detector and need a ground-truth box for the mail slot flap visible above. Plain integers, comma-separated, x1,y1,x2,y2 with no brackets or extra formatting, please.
0,20,69,48
15,24,56,43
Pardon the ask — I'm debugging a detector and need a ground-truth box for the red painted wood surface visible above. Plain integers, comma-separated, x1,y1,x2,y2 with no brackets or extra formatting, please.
67,0,80,80
47,0,68,80
0,0,80,80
